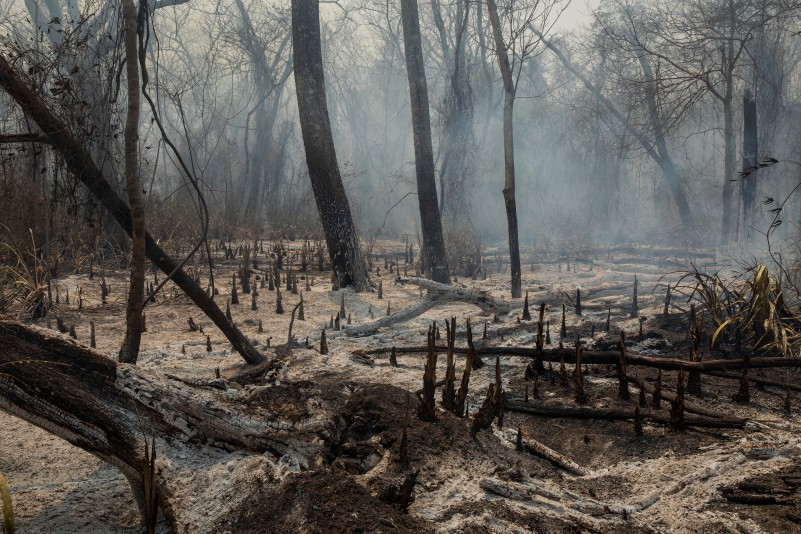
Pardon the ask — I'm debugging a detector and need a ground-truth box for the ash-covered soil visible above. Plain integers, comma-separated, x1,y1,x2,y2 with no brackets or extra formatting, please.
3,240,801,533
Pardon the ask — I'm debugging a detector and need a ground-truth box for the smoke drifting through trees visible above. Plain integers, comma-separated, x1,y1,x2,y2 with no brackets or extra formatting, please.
2,0,801,271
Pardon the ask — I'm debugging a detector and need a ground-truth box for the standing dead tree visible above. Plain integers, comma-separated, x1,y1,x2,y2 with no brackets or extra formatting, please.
485,0,568,298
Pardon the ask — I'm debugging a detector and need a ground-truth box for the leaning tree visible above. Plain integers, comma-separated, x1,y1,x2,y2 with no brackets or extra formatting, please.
0,51,265,366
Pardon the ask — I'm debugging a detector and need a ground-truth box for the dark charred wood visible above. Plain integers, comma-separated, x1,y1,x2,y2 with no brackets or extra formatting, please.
0,320,322,531
505,401,744,429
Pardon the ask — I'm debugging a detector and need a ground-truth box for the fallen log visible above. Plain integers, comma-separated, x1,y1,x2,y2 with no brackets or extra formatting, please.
722,489,794,505
347,296,439,337
353,344,801,373
706,372,801,393
344,277,515,336
501,429,588,476
0,320,325,532
625,375,744,421
479,477,641,516
481,446,774,517
505,400,746,428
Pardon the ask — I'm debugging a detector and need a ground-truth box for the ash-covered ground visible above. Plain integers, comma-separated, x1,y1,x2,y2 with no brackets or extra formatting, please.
3,241,801,533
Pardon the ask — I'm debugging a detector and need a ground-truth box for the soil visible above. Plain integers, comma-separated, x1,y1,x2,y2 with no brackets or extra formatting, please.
2,240,801,533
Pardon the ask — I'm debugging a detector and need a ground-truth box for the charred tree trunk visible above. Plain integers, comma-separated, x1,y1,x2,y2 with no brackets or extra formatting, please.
291,0,371,291
0,320,320,531
400,0,450,284
741,89,758,239
119,0,145,365
0,321,327,532
0,53,264,365
487,0,522,299
721,5,738,244
722,92,737,242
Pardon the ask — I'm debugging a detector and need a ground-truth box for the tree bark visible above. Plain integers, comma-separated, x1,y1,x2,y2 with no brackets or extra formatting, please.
722,93,737,242
487,0,522,299
119,0,145,365
400,0,451,284
0,320,319,531
291,0,371,291
0,53,265,365
741,89,758,240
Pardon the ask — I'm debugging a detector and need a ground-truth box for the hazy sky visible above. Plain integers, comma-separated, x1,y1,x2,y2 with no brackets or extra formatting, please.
554,0,600,32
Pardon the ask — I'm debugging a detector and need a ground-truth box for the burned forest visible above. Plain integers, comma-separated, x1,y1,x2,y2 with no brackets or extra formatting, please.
5,1,801,533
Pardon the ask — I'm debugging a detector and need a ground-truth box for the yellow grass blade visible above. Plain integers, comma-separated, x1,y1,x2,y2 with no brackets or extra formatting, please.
0,471,14,534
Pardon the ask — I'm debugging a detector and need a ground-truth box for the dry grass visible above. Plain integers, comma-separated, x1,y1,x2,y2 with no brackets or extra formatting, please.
675,264,798,356
0,229,50,320
0,471,14,534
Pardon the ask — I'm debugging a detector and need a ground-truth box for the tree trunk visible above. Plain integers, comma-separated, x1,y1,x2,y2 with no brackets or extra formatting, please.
400,0,450,284
487,0,522,299
656,155,692,224
432,0,474,222
235,0,293,224
741,89,758,240
0,53,265,365
501,92,522,299
0,320,320,532
722,94,737,243
291,0,371,291
636,51,693,225
722,2,739,244
119,0,145,365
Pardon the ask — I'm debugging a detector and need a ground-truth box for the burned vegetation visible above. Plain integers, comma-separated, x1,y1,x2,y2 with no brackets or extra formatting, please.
3,238,801,533
4,0,801,533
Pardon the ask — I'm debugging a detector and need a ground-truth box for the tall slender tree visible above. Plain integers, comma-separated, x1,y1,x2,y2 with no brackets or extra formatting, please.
400,0,450,283
486,0,522,298
119,0,145,364
291,0,371,291
486,0,566,298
